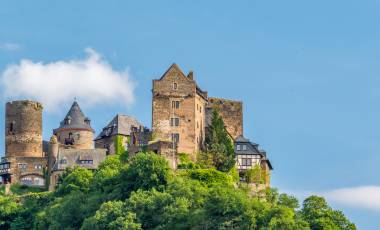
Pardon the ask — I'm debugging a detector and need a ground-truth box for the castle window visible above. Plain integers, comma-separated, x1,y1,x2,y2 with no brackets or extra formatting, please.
242,145,247,151
173,83,178,90
18,163,27,170
77,133,80,140
9,121,15,133
241,158,252,166
172,101,180,109
171,133,180,143
237,145,241,151
60,158,67,164
170,118,180,126
79,160,93,165
34,164,43,170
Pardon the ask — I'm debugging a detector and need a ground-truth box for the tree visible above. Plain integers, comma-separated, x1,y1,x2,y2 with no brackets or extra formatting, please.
301,196,356,230
35,191,88,230
117,152,171,199
278,193,299,209
203,109,235,172
55,167,94,196
81,201,141,230
200,186,257,229
245,165,266,185
0,195,22,229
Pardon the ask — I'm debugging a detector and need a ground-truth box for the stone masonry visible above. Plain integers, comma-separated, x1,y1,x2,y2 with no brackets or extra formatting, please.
152,63,207,156
206,97,243,140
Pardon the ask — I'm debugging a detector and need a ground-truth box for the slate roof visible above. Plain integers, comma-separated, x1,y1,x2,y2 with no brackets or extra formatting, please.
95,114,143,140
53,148,106,171
54,101,94,133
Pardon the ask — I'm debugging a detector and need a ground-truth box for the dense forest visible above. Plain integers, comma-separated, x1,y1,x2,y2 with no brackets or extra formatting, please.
0,111,356,229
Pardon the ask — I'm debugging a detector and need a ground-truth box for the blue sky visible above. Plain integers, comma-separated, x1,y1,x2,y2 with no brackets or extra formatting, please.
1,1,380,228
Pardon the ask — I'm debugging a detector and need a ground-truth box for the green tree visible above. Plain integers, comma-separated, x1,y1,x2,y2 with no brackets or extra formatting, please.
81,201,141,230
200,186,256,229
301,196,356,230
35,191,88,230
278,193,300,209
203,109,235,172
55,167,94,196
117,152,171,199
0,195,22,230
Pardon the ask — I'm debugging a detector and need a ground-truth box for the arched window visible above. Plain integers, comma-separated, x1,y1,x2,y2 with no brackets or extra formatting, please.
173,82,178,90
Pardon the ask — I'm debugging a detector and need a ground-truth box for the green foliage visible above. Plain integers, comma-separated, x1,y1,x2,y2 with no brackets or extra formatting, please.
81,201,141,230
56,167,94,196
0,195,22,229
185,168,234,186
300,196,356,230
0,152,355,230
203,109,235,172
245,164,266,184
116,152,171,199
114,135,126,156
10,184,45,195
177,153,200,169
201,186,256,229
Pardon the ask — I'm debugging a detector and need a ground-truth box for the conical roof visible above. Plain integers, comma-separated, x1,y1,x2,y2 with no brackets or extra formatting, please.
54,101,94,133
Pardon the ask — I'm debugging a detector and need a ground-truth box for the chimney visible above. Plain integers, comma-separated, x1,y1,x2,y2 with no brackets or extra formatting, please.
187,70,194,80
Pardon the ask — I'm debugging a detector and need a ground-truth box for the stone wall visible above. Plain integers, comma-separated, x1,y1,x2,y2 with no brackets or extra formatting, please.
152,64,207,155
5,100,43,158
2,156,47,185
206,97,243,140
55,129,94,150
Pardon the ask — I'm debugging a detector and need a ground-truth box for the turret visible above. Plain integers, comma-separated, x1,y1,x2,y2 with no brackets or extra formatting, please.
53,101,94,149
5,100,43,157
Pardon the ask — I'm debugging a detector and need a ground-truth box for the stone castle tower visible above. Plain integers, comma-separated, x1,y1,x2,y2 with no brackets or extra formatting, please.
5,100,43,158
53,101,94,149
152,63,208,155
1,100,47,185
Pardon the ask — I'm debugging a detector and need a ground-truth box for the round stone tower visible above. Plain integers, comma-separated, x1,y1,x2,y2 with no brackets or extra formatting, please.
5,100,43,157
53,101,94,149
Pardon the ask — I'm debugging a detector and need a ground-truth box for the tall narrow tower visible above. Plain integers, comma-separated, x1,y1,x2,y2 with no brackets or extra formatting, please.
152,63,208,155
5,100,43,158
53,101,94,149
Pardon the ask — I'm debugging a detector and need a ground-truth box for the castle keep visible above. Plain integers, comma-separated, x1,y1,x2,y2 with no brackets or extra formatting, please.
152,64,244,154
1,101,46,185
0,63,272,189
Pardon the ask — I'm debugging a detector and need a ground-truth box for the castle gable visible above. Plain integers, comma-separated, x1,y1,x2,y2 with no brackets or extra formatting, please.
158,63,190,82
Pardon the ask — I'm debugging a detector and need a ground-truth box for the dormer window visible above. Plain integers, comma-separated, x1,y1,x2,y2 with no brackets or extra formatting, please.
237,145,241,151
242,145,247,151
65,116,72,125
84,117,91,125
173,83,178,90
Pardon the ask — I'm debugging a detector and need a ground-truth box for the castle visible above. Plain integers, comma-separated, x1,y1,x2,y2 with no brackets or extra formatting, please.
0,63,272,189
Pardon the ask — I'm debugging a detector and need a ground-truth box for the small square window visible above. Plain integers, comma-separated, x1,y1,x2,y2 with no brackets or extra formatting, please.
236,145,241,151
242,145,247,151
171,133,180,143
170,118,179,126
172,101,180,109
241,158,252,166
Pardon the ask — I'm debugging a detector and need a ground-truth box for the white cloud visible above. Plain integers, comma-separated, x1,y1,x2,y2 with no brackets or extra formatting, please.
284,186,380,212
323,186,380,211
0,42,21,51
1,48,135,112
